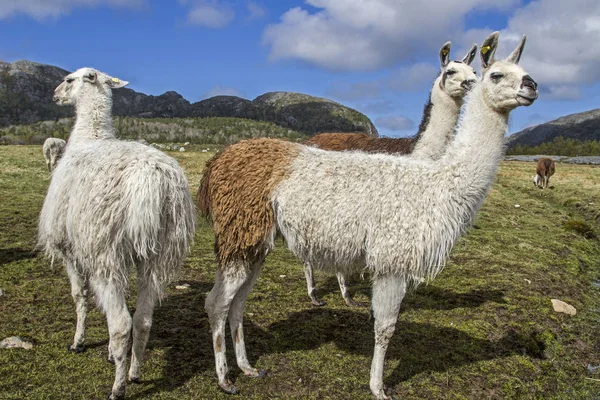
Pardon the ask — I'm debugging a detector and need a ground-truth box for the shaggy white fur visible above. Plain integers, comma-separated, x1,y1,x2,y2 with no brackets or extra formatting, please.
304,41,478,308
38,68,196,400
42,137,66,172
204,31,538,400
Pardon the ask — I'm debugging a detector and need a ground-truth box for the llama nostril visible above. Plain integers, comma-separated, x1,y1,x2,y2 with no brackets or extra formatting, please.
52,95,59,102
461,79,476,90
521,75,537,90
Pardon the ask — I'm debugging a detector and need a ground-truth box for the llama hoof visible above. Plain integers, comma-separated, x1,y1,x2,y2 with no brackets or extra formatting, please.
129,376,141,384
344,298,363,307
311,299,326,307
107,355,115,364
218,380,239,395
67,344,85,353
106,393,125,400
245,368,267,378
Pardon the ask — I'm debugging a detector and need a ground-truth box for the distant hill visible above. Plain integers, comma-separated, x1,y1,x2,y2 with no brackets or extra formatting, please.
506,108,600,148
0,60,378,136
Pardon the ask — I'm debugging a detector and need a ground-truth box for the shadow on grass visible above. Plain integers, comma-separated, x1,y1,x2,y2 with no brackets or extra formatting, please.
129,280,529,398
318,274,506,311
0,248,36,265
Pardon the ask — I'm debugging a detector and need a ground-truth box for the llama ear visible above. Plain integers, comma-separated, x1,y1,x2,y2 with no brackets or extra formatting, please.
506,35,526,65
462,43,477,66
480,31,499,70
439,41,451,68
83,71,97,84
106,77,129,89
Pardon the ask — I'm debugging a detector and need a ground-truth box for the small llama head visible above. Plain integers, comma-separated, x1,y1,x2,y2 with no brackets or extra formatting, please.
438,41,479,98
53,67,129,106
479,31,538,112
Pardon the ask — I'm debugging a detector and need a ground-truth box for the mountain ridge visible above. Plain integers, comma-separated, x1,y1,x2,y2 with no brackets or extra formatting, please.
0,59,378,136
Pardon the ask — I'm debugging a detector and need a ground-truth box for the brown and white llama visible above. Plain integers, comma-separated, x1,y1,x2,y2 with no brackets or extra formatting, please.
533,157,555,188
302,41,478,307
198,31,538,399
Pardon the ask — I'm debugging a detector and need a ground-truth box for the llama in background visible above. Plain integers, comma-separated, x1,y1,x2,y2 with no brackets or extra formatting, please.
42,137,66,172
198,31,538,399
38,68,196,400
533,157,555,188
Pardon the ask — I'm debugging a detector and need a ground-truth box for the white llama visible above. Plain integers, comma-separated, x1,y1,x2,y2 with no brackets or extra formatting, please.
42,137,66,172
38,68,196,400
303,41,478,307
198,31,538,399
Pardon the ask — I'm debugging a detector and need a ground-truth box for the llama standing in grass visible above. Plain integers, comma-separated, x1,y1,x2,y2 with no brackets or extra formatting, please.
533,157,555,189
303,41,478,307
42,137,66,172
198,31,538,399
38,68,196,400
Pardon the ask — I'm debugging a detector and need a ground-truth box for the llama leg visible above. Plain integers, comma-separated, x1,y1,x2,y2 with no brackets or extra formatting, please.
46,159,52,172
205,263,249,394
92,277,132,400
229,261,266,378
369,274,406,400
65,261,88,352
337,272,360,307
304,261,325,306
128,273,158,383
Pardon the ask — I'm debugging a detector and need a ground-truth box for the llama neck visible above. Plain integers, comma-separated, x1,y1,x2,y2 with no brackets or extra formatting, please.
411,83,462,160
441,84,509,193
71,91,115,140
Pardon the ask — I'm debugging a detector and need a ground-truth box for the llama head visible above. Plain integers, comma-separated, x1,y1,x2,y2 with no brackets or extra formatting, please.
53,67,129,106
438,42,479,99
478,31,538,112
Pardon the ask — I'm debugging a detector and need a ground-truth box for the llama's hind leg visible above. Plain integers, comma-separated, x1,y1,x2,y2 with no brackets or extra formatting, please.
229,261,266,378
304,261,325,306
337,272,360,307
92,277,132,400
128,272,158,383
65,261,88,353
205,262,249,394
370,274,406,400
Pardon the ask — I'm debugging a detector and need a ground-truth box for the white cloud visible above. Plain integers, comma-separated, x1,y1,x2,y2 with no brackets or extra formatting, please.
470,0,600,99
201,85,243,99
183,0,234,28
375,116,415,132
247,1,265,19
263,0,518,71
0,0,144,19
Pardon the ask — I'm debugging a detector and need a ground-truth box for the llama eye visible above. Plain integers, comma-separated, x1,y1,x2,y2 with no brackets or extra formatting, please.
66,78,74,84
446,70,457,76
490,72,504,82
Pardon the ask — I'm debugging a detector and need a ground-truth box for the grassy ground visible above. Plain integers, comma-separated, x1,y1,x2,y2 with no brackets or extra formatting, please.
1,145,599,400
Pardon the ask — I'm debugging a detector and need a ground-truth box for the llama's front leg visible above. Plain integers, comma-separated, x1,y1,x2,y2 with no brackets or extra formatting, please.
229,261,266,378
370,274,406,400
545,176,550,189
65,261,88,353
304,261,325,306
205,265,248,394
128,274,157,383
337,272,360,307
92,277,132,400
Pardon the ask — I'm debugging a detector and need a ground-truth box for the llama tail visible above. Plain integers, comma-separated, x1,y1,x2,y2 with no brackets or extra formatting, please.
197,151,223,220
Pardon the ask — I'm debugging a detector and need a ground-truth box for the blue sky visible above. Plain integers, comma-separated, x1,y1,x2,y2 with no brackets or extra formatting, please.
1,0,599,137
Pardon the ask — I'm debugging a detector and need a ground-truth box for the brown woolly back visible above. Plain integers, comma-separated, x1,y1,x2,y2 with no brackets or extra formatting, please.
197,138,300,266
536,157,556,177
304,132,415,154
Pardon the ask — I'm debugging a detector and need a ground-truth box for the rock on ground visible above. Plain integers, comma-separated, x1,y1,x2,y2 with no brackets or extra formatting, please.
551,299,577,315
0,336,33,350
